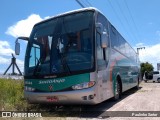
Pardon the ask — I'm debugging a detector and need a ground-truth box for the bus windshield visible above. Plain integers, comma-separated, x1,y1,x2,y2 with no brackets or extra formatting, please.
25,11,94,77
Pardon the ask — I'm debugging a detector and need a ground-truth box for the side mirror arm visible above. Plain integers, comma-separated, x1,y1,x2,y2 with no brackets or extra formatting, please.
16,37,29,43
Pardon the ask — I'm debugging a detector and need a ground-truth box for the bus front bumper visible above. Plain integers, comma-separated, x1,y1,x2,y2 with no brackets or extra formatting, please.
24,88,98,105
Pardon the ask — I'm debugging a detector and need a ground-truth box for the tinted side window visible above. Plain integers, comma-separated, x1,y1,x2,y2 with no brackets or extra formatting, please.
97,13,110,65
97,13,110,46
96,32,103,62
110,26,118,48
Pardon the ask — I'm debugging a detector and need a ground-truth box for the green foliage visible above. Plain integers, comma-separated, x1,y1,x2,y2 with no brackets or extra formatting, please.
0,78,83,117
140,62,154,79
0,78,28,111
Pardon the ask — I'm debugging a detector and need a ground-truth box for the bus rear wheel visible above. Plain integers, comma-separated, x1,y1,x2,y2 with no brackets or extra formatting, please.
114,79,121,100
135,78,139,90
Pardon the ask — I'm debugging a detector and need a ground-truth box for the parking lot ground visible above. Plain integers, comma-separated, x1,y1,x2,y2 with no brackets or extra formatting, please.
66,81,160,120
107,81,160,111
103,81,160,120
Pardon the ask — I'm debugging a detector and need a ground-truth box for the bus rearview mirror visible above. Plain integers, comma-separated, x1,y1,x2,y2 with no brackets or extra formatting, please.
15,42,20,55
15,36,29,55
101,32,108,48
96,23,103,34
96,23,108,48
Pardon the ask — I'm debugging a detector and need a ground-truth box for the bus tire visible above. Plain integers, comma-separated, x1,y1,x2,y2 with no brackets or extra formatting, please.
113,78,121,100
135,78,139,90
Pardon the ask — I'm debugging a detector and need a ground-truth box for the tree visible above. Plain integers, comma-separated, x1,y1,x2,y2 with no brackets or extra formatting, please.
140,62,154,79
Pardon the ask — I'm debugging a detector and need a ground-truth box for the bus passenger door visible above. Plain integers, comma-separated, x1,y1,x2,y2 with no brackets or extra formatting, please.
96,30,107,101
96,13,111,102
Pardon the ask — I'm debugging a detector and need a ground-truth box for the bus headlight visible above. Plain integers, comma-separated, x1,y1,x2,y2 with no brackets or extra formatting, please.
25,86,35,92
72,81,95,90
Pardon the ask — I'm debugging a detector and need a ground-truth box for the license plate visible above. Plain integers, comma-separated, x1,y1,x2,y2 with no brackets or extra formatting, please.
46,96,58,102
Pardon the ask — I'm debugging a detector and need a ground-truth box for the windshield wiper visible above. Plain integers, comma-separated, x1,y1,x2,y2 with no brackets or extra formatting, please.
60,52,71,75
51,33,71,75
59,32,78,75
33,57,41,75
57,38,71,75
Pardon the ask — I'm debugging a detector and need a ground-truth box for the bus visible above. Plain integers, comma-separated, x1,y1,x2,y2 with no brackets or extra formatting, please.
15,7,140,104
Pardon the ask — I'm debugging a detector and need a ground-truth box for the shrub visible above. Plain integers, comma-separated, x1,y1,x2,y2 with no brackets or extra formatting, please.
0,78,27,111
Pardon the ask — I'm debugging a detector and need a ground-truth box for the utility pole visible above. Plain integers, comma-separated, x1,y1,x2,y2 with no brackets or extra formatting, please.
75,0,85,8
137,47,145,55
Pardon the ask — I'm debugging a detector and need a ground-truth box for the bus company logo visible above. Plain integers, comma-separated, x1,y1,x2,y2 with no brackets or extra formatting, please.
48,85,53,91
39,79,65,84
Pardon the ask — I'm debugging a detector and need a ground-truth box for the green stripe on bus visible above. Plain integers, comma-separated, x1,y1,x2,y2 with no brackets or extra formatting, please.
25,73,90,92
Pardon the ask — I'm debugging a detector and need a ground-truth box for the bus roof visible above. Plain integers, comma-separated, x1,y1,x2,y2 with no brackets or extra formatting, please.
34,7,101,26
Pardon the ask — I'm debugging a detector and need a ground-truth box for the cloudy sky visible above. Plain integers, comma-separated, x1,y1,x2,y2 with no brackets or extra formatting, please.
1,0,160,73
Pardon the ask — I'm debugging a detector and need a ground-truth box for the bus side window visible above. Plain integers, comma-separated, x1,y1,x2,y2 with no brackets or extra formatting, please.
97,13,110,66
97,32,106,70
97,32,103,61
